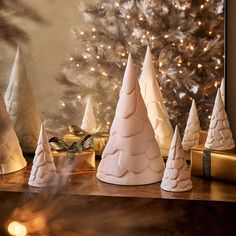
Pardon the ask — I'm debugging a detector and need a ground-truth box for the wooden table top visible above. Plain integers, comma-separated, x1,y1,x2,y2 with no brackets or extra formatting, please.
1,157,236,202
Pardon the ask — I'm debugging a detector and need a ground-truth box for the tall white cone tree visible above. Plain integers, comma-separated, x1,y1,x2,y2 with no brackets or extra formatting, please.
81,96,97,133
220,78,225,105
182,100,201,151
205,89,235,150
0,93,26,174
97,54,164,185
4,46,41,153
161,126,192,192
139,46,173,156
28,124,57,187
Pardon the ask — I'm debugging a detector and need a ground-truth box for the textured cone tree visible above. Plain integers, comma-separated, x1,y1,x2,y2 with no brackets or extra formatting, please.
28,124,57,187
139,46,173,156
205,89,235,150
97,54,164,185
182,100,201,160
0,92,26,174
81,97,97,133
161,126,192,192
4,46,41,153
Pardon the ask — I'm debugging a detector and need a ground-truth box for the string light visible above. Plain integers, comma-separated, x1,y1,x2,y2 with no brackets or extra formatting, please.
90,67,95,71
189,44,194,50
164,34,169,38
179,70,183,74
96,55,100,59
198,21,202,26
83,55,87,59
92,28,96,32
132,32,136,36
208,115,211,120
197,64,203,68
92,35,96,39
177,63,181,67
139,16,144,21
215,65,219,69
114,2,119,7
121,52,126,57
69,57,73,61
142,35,146,38
86,48,90,51
76,63,79,67
204,47,207,52
107,45,111,49
209,31,212,35
77,95,81,100
200,4,204,9
8,221,27,236
80,31,84,35
159,61,163,67
214,81,218,87
61,102,65,107
102,72,108,76
180,39,184,43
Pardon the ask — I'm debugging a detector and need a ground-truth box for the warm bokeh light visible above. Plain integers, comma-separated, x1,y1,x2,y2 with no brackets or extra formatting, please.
8,221,27,236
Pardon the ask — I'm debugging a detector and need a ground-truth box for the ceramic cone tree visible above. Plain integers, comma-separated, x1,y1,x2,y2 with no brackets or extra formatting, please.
0,92,26,174
220,78,225,105
161,126,192,192
28,124,57,187
182,100,201,152
4,46,41,153
97,54,164,185
205,89,235,150
81,97,97,133
139,46,173,156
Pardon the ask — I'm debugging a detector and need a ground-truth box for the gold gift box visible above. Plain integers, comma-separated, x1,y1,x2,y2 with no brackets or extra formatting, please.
191,144,236,182
63,133,108,156
52,148,96,172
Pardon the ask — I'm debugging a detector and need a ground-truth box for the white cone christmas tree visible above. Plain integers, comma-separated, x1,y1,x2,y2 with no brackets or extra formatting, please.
97,54,164,185
0,93,26,174
161,126,192,192
205,89,235,150
139,46,173,156
28,124,57,187
220,78,225,105
4,46,41,153
81,97,97,133
182,100,201,151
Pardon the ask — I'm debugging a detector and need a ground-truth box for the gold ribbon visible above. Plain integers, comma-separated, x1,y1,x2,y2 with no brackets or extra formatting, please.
49,135,93,164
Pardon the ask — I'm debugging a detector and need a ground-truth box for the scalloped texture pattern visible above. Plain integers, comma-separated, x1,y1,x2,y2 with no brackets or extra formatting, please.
205,90,235,150
161,126,192,192
28,125,57,187
0,93,26,174
139,46,173,156
4,47,41,153
97,54,164,185
182,100,200,151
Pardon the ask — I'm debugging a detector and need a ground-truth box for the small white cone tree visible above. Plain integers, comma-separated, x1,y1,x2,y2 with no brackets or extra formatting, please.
81,96,97,133
4,46,41,153
220,78,225,105
139,46,173,156
0,92,26,174
182,100,201,153
205,89,235,150
28,124,57,187
97,54,164,185
161,126,192,192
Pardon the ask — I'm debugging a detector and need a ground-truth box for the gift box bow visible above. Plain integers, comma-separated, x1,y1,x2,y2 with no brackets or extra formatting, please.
49,134,94,163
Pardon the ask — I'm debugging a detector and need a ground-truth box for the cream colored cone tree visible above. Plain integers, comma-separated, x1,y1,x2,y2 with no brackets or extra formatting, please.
220,78,225,105
0,93,26,174
139,46,173,156
81,96,97,133
97,54,164,185
205,89,235,150
161,126,192,192
28,124,57,187
4,46,41,153
182,100,201,152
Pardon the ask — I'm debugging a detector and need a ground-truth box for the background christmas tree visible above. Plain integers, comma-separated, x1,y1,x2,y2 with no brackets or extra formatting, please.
48,0,224,135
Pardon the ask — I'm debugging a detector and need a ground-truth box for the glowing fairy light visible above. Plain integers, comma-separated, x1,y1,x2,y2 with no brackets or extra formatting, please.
179,70,183,74
80,31,84,35
121,52,126,57
159,61,163,67
96,55,100,59
106,121,110,125
102,72,108,76
86,48,90,52
200,4,204,9
139,16,144,21
76,63,79,67
215,65,219,69
151,36,155,40
90,67,95,71
142,34,146,38
77,95,82,100
209,31,212,35
180,39,184,43
69,57,73,61
214,81,218,87
204,47,207,52
107,46,111,49
92,35,96,39
198,21,202,26
126,15,131,19
190,44,194,50
8,221,27,236
197,64,203,68
61,102,65,107
114,2,119,7
177,63,181,67
164,34,169,38
208,115,211,120
92,27,96,32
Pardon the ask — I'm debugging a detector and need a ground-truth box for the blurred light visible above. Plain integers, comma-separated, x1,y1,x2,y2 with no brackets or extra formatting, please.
77,95,81,100
100,44,104,48
180,39,183,43
197,64,203,68
139,16,144,21
200,4,204,9
92,28,96,32
208,115,211,119
102,72,108,76
204,47,207,52
114,2,119,7
8,221,27,236
215,66,219,69
126,15,131,19
107,121,110,125
90,67,95,71
209,31,212,35
69,57,73,61
96,55,100,59
76,63,79,67
107,46,111,49
198,21,202,25
164,34,169,38
159,61,163,67
121,52,126,57
179,70,183,74
86,48,90,52
177,63,181,67
92,35,96,39
190,44,194,50
80,31,84,35
142,35,146,38
61,102,65,107
214,81,218,87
